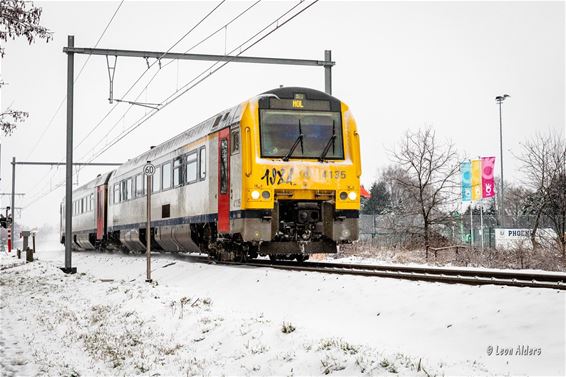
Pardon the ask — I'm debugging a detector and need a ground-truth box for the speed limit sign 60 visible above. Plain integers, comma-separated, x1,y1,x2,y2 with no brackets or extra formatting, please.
143,163,155,176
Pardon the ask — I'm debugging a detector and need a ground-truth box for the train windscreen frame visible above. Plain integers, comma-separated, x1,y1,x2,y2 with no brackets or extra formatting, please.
259,110,344,160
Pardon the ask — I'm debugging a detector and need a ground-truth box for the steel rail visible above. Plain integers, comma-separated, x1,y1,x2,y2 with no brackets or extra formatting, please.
258,259,566,283
214,258,566,290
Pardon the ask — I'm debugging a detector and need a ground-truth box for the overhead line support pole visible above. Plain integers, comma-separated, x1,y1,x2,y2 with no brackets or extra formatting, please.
63,35,77,274
11,157,15,252
324,50,332,95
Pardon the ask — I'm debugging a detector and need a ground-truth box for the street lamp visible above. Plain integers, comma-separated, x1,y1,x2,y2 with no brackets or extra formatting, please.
495,94,510,226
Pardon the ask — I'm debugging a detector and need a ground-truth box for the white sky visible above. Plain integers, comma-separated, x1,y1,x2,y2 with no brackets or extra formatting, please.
0,0,564,228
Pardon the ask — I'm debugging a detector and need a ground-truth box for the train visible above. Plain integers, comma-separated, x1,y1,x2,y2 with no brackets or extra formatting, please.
60,87,361,261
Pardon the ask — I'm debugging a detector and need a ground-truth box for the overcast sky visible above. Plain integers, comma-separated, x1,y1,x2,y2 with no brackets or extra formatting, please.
0,0,564,228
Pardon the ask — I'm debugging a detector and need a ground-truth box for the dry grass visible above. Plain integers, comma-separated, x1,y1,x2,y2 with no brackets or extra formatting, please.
338,240,566,272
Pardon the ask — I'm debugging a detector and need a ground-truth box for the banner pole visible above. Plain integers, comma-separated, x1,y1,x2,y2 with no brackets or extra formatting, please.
480,200,484,251
470,203,474,247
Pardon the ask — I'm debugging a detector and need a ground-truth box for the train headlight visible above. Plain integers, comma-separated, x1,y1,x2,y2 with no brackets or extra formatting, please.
348,191,357,201
262,191,270,199
339,192,348,200
251,190,260,200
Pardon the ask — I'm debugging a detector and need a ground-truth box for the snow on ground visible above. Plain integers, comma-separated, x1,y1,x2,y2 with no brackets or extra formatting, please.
1,242,565,376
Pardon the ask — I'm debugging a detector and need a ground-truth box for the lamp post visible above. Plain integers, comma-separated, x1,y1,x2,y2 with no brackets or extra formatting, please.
495,94,510,226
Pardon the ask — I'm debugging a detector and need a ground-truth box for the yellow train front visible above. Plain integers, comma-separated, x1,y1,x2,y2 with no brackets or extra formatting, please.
232,87,361,260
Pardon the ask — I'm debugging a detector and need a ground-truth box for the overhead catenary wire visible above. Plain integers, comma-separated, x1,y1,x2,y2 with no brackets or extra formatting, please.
25,0,318,208
24,0,228,208
84,0,315,164
74,0,261,161
73,0,230,153
23,0,126,161
22,0,126,206
24,0,230,208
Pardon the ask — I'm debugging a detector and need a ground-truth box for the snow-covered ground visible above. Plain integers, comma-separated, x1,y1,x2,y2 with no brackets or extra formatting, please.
1,242,565,376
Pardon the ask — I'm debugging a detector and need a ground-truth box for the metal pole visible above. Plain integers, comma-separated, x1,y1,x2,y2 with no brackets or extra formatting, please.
324,50,332,95
470,204,474,247
498,100,504,226
480,201,484,251
10,157,15,252
146,172,152,283
63,35,76,274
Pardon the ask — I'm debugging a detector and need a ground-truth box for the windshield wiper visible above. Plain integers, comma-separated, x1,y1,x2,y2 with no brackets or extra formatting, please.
282,120,304,161
318,120,336,162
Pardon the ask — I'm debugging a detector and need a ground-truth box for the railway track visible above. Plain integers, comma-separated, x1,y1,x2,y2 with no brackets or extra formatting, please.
66,251,566,290
214,257,566,290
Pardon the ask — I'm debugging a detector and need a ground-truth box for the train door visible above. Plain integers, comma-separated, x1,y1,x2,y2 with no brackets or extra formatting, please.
217,128,230,233
96,185,105,240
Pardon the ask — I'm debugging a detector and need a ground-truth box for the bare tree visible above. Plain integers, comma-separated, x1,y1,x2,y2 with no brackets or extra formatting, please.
0,0,52,57
1,0,51,135
390,128,459,257
1,107,28,136
517,131,565,252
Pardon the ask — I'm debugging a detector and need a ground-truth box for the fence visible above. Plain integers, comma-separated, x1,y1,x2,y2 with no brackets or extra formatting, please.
359,213,558,249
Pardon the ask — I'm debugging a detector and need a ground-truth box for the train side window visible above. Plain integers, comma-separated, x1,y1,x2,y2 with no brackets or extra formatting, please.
90,194,94,211
199,147,206,180
162,162,172,190
121,180,127,201
231,130,240,155
135,174,143,197
173,157,184,186
152,168,161,193
186,152,198,184
127,178,133,201
81,198,84,214
114,183,120,204
220,139,228,194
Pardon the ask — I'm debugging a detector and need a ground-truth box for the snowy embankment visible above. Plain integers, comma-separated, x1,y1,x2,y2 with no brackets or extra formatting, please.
1,244,564,376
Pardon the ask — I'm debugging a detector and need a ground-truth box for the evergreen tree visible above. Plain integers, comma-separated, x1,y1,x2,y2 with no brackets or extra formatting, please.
362,181,391,214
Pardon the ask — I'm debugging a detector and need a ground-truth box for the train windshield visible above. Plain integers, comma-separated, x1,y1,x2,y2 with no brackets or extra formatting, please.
260,110,344,159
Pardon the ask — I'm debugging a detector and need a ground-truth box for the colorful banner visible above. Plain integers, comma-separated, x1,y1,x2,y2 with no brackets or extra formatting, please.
471,159,482,201
481,156,496,198
461,161,472,202
461,157,496,202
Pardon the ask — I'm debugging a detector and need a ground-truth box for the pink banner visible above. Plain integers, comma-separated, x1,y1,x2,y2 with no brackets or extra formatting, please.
481,156,496,198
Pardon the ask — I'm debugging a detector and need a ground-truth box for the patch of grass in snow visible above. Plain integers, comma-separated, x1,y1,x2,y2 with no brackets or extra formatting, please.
281,321,296,334
244,338,269,355
318,338,359,355
320,354,346,375
279,351,295,362
182,356,207,376
170,296,213,319
380,358,398,374
355,350,402,375
157,343,183,356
